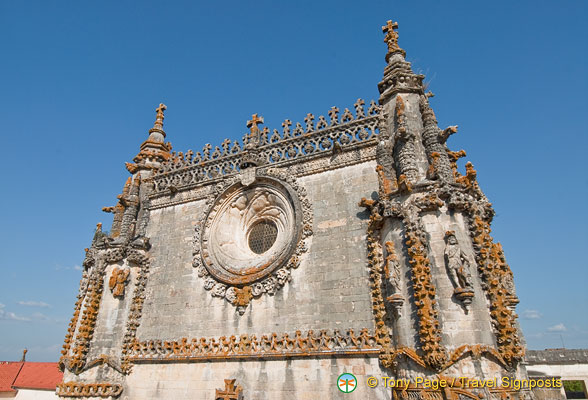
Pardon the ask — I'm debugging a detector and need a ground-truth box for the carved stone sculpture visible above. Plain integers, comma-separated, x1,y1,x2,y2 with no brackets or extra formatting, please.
108,266,130,298
384,241,404,316
444,231,474,309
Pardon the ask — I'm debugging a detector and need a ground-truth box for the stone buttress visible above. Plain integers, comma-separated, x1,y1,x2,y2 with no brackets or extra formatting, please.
57,20,541,400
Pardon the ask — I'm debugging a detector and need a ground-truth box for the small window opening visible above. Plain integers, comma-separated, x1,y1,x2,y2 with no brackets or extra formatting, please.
248,221,278,254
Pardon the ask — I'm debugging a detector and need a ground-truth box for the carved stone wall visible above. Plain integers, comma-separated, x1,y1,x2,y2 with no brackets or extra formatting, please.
134,161,379,346
58,19,534,400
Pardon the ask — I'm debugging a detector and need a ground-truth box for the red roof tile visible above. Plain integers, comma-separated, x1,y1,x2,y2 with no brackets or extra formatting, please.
0,362,23,392
12,362,63,390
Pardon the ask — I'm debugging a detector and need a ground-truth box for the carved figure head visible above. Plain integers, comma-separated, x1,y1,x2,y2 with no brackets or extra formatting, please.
444,230,457,245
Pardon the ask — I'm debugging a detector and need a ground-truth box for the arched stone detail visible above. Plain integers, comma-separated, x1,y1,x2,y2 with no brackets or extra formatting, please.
193,168,312,314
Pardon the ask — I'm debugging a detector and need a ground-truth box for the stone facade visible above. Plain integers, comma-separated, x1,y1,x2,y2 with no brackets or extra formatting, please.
58,20,539,399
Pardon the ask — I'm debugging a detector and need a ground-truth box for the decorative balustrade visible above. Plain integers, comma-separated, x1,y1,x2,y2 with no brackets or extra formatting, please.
151,99,382,194
128,328,379,361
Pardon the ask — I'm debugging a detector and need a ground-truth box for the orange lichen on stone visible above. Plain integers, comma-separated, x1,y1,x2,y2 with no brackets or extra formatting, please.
357,198,395,368
125,162,139,174
129,329,380,361
109,267,130,298
68,269,105,372
397,174,412,193
215,379,243,400
376,165,396,196
382,20,405,61
469,216,524,365
427,151,441,180
234,286,253,308
405,231,447,370
447,149,467,179
56,382,123,398
456,161,477,189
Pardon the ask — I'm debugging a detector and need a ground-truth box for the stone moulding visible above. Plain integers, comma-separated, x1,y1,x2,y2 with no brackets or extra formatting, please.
120,249,150,373
59,245,150,375
127,329,380,362
404,225,448,370
467,214,524,365
61,263,106,373
359,194,448,372
149,100,382,196
56,382,123,398
59,268,90,372
147,142,378,211
358,197,395,369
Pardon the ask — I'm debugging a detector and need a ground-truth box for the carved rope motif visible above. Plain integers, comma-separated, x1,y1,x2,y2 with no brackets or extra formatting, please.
403,212,448,370
359,192,448,371
65,262,106,373
59,245,150,375
59,260,91,372
358,197,395,369
56,382,123,398
120,249,150,373
467,215,524,365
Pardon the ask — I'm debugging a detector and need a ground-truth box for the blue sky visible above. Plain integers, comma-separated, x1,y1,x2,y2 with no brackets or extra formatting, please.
0,1,586,362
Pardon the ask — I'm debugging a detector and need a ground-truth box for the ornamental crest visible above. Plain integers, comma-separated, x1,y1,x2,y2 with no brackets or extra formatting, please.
193,168,312,314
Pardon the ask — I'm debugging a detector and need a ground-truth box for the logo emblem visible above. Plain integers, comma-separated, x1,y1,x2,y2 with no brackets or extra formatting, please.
337,373,357,393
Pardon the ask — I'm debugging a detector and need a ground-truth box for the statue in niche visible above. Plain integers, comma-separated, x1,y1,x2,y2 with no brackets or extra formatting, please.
444,231,472,289
384,241,404,316
109,266,130,298
444,231,474,310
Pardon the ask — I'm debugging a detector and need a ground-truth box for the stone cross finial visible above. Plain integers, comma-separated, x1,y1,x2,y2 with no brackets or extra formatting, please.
382,20,404,60
221,138,232,155
328,106,339,126
304,113,314,132
246,114,264,134
215,379,243,400
282,119,292,137
156,103,166,117
354,98,365,118
246,114,264,146
153,103,166,129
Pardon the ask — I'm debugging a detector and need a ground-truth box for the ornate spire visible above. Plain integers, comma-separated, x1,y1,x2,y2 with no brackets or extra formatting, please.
129,103,172,172
382,20,405,61
149,103,167,137
378,19,424,104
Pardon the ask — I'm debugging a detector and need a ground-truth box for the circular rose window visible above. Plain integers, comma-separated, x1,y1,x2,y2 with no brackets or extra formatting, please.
199,177,302,286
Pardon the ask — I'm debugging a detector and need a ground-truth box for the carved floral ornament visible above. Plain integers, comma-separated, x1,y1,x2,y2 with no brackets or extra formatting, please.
193,168,312,314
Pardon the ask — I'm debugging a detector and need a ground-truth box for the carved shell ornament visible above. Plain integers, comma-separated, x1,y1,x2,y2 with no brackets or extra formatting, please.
193,168,312,314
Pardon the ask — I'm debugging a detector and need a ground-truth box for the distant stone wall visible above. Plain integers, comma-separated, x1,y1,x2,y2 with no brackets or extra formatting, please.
526,349,588,400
